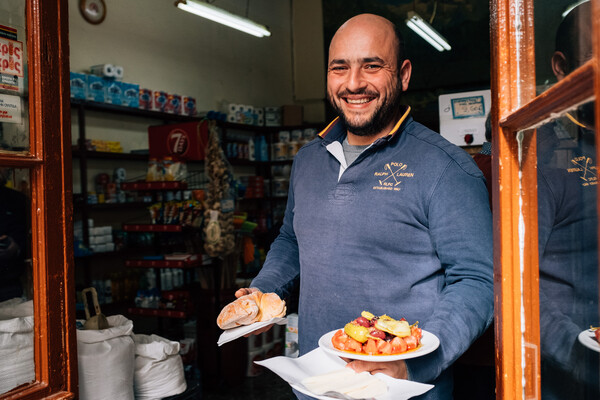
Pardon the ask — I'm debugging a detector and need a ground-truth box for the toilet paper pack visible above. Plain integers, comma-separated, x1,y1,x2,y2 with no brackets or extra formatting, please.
87,75,106,102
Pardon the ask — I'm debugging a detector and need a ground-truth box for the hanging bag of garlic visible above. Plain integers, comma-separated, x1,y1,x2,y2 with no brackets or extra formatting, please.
202,120,236,258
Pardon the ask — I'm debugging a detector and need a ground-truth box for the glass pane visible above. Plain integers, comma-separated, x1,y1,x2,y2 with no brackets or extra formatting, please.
535,0,592,93
0,0,29,153
537,99,599,399
0,166,34,394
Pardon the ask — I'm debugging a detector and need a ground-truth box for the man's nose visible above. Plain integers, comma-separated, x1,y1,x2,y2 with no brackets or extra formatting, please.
346,67,367,92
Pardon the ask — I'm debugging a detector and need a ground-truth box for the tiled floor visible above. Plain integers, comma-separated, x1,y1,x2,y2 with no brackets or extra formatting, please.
202,369,296,399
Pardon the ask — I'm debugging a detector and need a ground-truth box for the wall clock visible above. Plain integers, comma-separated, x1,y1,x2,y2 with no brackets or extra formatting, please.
79,0,106,25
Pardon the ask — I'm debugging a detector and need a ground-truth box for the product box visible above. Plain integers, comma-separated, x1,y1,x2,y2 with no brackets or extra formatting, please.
86,75,106,102
121,82,140,108
264,106,282,126
148,120,209,161
153,90,168,112
166,94,182,114
139,88,153,110
183,96,197,116
105,79,122,105
70,72,87,99
282,105,303,126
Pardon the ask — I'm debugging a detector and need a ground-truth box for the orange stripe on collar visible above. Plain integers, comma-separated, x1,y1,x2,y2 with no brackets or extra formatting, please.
318,106,411,139
318,117,340,138
386,106,411,137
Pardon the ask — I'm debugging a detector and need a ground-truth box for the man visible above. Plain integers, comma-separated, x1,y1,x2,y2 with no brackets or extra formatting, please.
536,2,599,398
237,14,493,399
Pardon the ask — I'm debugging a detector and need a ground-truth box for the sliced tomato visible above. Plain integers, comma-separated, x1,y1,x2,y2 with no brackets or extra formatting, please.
376,339,393,355
331,329,348,350
364,339,378,355
345,336,363,353
390,336,408,353
411,326,422,339
405,335,419,350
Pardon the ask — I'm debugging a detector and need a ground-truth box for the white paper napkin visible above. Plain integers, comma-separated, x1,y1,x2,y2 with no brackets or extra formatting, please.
217,317,287,346
256,348,434,400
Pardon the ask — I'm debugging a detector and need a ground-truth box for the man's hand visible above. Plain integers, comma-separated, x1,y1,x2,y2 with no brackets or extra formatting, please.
234,287,273,336
234,287,260,299
345,359,408,380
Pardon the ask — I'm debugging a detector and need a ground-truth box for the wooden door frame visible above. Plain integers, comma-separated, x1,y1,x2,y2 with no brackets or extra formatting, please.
0,0,76,398
491,0,598,398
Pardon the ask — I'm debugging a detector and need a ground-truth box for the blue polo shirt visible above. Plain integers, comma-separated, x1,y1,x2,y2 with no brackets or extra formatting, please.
252,106,494,399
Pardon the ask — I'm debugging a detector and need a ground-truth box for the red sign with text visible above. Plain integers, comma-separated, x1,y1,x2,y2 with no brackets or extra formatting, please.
148,120,208,161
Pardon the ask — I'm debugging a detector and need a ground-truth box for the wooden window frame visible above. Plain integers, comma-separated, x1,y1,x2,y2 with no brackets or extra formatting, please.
0,0,76,399
491,0,599,398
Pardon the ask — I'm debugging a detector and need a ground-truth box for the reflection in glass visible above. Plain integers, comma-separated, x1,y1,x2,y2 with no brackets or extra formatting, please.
535,0,592,93
0,0,29,153
537,98,598,399
0,167,34,393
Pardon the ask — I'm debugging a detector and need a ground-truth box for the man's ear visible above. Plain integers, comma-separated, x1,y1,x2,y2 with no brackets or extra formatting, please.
551,51,569,81
399,59,412,91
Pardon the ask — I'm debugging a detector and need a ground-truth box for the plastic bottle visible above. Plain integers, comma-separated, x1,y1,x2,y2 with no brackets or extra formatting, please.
164,269,173,291
259,136,269,161
146,269,156,290
248,137,256,161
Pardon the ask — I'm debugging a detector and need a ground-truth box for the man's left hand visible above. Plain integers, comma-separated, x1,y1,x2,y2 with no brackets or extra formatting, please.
345,359,408,380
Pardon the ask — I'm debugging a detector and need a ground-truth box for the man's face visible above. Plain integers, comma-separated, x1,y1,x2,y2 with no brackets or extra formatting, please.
326,20,408,137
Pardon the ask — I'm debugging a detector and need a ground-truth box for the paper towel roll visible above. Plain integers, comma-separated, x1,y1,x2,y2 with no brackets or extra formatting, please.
90,64,114,77
113,65,124,80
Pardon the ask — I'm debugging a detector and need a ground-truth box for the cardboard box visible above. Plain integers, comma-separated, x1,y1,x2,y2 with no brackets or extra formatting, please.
121,82,140,108
148,120,209,161
86,75,106,102
282,105,303,126
70,72,87,99
105,79,122,105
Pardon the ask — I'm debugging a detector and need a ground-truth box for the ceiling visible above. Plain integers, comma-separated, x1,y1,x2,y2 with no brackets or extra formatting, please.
321,0,578,130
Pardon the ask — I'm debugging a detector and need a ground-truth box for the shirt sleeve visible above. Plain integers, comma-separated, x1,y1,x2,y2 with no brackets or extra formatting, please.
406,160,494,383
250,162,301,299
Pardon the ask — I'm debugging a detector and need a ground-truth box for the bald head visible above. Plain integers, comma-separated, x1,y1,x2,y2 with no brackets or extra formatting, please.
330,14,406,75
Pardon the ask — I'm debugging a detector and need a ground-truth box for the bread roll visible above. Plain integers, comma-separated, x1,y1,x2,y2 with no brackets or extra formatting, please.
216,291,286,329
216,294,259,329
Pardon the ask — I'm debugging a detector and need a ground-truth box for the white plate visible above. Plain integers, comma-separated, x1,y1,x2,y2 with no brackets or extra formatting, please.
318,329,440,362
578,329,600,353
217,317,287,346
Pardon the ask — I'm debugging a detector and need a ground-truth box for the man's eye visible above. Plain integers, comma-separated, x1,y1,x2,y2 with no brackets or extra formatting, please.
330,66,347,72
365,64,382,70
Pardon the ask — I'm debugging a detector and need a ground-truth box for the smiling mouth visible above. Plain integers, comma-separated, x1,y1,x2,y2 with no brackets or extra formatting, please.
344,97,375,105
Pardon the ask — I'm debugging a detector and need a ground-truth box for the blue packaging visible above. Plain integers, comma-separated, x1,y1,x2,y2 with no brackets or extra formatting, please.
86,75,106,103
121,82,140,108
105,79,122,105
70,72,87,99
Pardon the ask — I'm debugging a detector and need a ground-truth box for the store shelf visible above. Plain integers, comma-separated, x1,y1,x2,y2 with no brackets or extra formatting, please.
123,224,185,232
128,307,189,319
120,181,188,191
71,98,202,122
125,256,201,268
72,147,149,161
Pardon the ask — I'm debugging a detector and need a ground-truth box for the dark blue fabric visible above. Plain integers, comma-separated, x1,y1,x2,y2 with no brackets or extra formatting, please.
252,113,494,399
537,119,600,399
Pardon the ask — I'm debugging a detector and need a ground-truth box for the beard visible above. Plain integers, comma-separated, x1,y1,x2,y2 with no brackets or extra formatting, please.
328,81,404,137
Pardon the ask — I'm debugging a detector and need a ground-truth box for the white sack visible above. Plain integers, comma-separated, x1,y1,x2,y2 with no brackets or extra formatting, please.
77,314,135,400
133,334,186,400
0,298,34,393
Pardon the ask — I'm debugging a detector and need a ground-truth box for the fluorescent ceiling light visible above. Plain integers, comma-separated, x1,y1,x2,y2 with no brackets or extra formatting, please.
405,11,451,52
175,0,271,38
562,0,589,17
